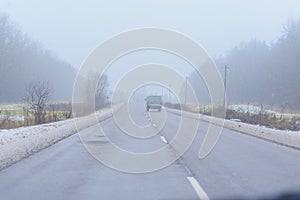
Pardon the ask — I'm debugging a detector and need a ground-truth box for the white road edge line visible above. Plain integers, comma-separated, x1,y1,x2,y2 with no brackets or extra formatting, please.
187,176,209,200
160,136,167,143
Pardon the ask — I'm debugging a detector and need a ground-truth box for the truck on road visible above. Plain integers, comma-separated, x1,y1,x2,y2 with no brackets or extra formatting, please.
145,96,162,112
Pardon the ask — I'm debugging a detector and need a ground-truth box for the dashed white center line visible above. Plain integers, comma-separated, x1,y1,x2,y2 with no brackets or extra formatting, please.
160,136,168,143
187,176,209,200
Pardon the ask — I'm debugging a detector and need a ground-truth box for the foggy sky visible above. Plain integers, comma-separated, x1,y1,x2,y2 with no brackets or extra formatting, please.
0,0,300,68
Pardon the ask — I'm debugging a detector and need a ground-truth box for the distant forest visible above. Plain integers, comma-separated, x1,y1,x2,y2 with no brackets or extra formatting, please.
190,19,300,109
0,13,76,102
1,12,299,109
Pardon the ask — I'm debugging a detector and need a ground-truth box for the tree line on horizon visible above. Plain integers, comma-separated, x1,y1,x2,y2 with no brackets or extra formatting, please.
0,13,76,102
190,18,300,110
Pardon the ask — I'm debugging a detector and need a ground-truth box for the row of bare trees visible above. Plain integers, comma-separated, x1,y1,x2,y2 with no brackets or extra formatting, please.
215,19,300,109
189,18,300,109
0,13,109,126
23,77,109,125
0,13,75,102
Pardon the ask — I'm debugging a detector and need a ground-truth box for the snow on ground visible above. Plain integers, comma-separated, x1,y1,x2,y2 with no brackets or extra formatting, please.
0,108,113,170
0,114,26,122
228,104,300,118
0,103,24,110
168,108,300,150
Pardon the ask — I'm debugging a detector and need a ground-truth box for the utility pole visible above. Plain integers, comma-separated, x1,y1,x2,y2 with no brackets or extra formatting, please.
224,65,228,107
224,65,228,113
224,65,228,93
184,77,188,105
161,86,164,102
168,85,171,104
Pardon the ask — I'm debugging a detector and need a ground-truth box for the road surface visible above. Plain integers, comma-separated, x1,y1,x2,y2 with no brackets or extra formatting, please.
0,104,300,200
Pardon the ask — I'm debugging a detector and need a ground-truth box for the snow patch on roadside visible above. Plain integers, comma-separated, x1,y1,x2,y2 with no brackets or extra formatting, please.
0,108,113,170
168,108,300,150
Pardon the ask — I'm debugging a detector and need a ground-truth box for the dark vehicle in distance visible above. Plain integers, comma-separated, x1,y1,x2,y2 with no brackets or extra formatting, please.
145,96,162,112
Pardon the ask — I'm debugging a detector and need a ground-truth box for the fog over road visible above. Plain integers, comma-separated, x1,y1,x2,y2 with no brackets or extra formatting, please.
0,104,300,200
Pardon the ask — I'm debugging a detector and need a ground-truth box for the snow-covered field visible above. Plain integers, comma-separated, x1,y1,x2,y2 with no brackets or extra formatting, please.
188,104,300,118
168,108,300,150
0,103,24,111
228,104,300,118
0,114,25,122
0,103,28,125
0,108,113,170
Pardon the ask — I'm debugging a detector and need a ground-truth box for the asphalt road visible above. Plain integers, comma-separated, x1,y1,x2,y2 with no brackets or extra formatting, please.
0,104,300,200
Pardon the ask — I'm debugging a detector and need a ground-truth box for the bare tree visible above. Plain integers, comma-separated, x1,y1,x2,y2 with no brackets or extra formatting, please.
24,81,51,125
